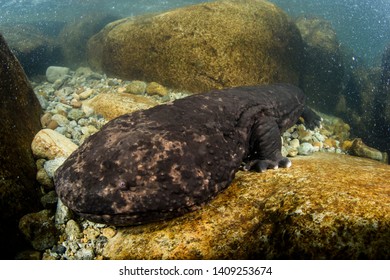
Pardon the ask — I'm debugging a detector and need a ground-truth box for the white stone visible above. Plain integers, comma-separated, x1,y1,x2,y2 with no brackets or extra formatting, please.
69,120,78,128
44,157,67,178
55,199,73,225
313,132,325,142
298,142,315,156
46,66,70,83
82,104,95,117
75,248,95,260
51,114,69,126
35,94,49,110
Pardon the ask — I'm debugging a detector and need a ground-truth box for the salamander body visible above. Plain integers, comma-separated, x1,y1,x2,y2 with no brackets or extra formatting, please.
55,84,312,225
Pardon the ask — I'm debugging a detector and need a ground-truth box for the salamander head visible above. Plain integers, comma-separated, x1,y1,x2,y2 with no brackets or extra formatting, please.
271,83,306,132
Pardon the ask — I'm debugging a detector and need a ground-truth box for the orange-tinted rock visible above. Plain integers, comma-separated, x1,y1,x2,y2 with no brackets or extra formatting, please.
87,0,303,92
103,153,390,259
83,93,158,120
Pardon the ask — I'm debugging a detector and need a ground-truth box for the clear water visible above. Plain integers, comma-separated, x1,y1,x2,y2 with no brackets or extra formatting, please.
1,0,389,65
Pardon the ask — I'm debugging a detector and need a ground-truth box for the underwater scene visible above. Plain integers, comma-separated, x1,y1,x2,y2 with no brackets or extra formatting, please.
1,0,390,260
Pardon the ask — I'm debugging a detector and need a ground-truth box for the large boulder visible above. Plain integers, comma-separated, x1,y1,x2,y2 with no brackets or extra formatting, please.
87,0,303,92
103,153,390,259
295,17,344,113
0,34,43,259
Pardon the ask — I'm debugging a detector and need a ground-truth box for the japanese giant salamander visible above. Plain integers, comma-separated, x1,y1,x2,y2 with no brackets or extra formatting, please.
55,83,320,226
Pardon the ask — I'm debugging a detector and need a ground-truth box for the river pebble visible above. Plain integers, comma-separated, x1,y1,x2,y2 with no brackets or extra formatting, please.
43,157,67,178
298,142,316,155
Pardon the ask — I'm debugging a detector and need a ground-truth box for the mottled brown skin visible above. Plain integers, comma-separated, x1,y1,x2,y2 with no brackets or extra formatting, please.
55,84,311,226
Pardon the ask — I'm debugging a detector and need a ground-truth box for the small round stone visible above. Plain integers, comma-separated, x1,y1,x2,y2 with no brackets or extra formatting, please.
79,88,94,100
125,80,147,95
40,190,58,209
51,114,69,126
102,227,117,238
40,112,53,127
36,168,54,189
75,247,95,260
65,219,82,241
68,109,85,121
146,82,168,97
70,98,82,108
83,228,100,240
290,138,300,148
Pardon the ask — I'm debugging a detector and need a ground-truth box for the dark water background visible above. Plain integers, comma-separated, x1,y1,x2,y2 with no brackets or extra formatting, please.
1,0,390,66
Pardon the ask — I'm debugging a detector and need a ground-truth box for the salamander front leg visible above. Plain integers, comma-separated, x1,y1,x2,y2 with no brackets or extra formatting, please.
243,157,291,172
243,117,291,172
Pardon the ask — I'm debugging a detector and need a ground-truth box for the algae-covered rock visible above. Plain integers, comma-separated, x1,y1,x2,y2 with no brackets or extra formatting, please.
349,138,388,163
0,33,42,258
125,80,147,95
103,153,390,259
19,210,58,251
87,0,303,92
146,82,168,97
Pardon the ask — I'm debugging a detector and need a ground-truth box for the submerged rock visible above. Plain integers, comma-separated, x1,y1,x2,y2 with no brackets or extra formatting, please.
31,129,78,160
19,210,58,251
125,80,147,95
46,66,70,83
0,33,42,258
145,82,168,97
103,153,390,260
83,93,158,120
295,17,344,113
87,0,303,92
349,138,388,163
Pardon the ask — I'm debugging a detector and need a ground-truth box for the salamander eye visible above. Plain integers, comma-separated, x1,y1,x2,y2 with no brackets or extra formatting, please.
117,180,127,189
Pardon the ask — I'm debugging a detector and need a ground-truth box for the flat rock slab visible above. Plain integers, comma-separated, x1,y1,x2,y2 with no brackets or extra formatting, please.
103,153,390,259
83,93,158,120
